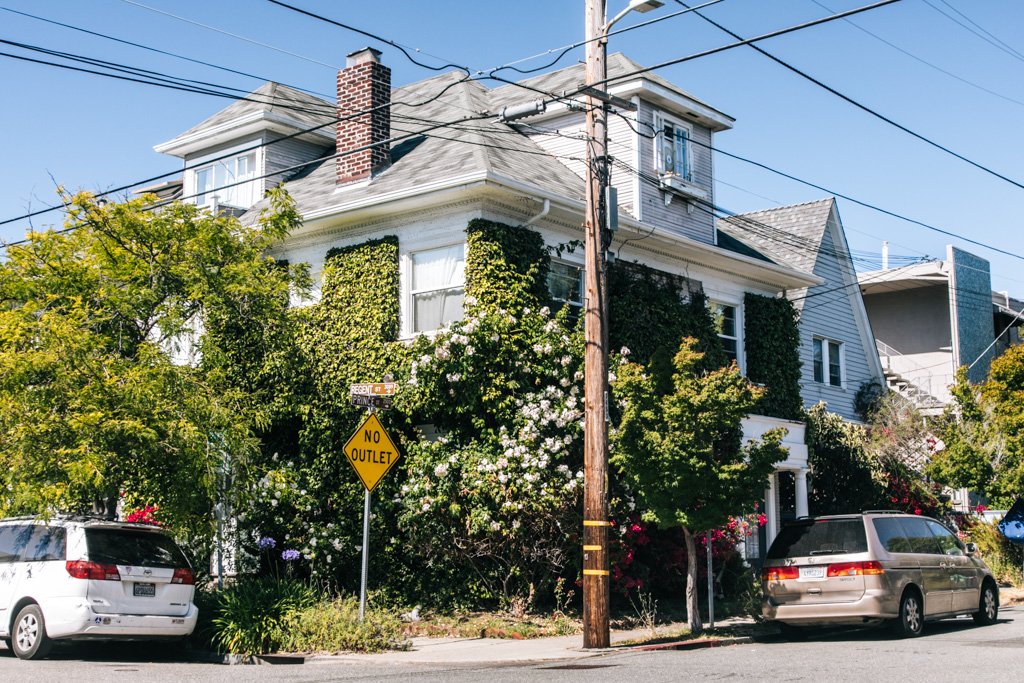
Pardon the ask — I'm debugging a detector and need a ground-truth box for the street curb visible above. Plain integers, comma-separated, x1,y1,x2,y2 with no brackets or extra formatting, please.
630,636,754,652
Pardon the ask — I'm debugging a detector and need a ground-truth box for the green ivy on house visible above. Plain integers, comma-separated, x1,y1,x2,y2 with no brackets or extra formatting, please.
465,218,550,314
608,260,726,391
743,292,803,419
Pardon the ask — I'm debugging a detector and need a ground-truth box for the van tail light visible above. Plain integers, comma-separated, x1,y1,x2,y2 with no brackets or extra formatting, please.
762,566,800,581
171,568,195,585
66,560,121,581
827,561,885,577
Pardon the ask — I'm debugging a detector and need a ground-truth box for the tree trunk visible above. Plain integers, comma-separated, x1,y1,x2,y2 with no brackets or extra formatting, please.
682,526,703,636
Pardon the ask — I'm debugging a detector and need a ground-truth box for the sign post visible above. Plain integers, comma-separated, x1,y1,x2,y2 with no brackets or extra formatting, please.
344,384,401,621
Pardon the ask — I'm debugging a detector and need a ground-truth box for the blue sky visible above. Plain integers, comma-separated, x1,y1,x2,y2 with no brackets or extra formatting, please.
2,0,1022,294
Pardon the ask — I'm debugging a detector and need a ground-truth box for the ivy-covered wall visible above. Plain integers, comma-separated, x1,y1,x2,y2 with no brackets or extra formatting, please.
608,260,726,389
465,218,549,313
743,292,803,420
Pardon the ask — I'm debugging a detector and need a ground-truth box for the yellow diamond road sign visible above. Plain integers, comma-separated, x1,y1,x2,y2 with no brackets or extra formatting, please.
343,413,401,492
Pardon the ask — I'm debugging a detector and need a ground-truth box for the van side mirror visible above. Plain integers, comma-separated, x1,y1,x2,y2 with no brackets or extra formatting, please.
965,542,978,555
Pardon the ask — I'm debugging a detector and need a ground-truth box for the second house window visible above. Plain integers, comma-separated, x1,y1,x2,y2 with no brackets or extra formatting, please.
411,244,465,333
813,337,843,387
712,302,739,366
655,113,692,181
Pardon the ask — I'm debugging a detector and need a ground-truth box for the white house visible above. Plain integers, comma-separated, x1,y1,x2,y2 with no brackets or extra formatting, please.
155,48,824,546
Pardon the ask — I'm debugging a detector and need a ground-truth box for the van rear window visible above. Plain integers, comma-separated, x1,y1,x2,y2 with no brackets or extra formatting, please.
85,528,189,568
767,519,868,559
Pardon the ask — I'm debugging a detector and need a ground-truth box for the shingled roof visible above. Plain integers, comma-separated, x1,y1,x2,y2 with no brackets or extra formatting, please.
715,198,837,275
174,82,336,141
240,70,587,221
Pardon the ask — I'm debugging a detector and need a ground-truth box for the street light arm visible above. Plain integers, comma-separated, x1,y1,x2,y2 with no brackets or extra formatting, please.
604,0,664,33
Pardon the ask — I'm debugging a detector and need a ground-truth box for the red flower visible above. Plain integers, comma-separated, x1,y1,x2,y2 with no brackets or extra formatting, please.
913,508,922,515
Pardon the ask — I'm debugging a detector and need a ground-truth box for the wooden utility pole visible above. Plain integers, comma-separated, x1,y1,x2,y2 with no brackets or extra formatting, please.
582,0,610,650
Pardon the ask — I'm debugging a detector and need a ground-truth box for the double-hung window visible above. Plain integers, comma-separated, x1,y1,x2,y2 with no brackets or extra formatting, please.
195,152,257,209
410,244,465,333
712,302,739,366
654,113,692,182
812,337,843,387
548,261,584,312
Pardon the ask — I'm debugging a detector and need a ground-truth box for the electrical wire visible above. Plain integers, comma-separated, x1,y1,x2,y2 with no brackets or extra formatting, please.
484,0,728,76
669,0,1024,193
807,0,1024,110
608,108,1024,265
265,0,471,73
0,5,334,100
922,0,1024,64
117,0,339,70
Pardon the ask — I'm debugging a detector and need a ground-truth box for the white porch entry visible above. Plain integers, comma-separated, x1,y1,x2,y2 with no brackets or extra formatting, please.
741,414,809,553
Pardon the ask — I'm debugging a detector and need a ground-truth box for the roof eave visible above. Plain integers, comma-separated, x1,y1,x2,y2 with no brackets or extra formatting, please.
611,79,734,131
291,170,815,290
155,110,334,157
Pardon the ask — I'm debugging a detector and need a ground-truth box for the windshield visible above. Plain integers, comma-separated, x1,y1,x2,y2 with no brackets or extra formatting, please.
767,519,868,559
85,528,189,568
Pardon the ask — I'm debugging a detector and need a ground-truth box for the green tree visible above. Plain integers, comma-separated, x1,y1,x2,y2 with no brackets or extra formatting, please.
611,337,788,635
927,367,999,497
805,403,879,515
0,189,304,539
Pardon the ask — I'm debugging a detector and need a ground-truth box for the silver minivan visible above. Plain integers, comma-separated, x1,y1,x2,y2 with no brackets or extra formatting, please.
0,517,198,659
762,512,999,637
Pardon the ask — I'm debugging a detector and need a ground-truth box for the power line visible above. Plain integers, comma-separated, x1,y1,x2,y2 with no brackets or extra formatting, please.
608,108,1024,265
265,0,470,73
0,5,334,100
808,0,1024,110
0,63,479,228
669,0,1024,193
1,110,495,250
484,0,728,76
117,0,338,70
922,0,1024,64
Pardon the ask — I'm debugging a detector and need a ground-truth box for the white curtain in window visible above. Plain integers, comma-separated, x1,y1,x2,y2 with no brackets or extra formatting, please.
412,245,465,332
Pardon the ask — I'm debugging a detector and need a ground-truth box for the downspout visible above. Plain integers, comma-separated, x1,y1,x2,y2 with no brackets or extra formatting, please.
524,198,550,226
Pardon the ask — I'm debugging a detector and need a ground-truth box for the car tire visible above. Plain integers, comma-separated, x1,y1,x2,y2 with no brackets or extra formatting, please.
892,590,924,638
11,604,53,660
973,582,999,625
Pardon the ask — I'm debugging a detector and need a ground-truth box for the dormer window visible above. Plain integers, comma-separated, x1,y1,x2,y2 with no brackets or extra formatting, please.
194,152,257,209
654,113,692,182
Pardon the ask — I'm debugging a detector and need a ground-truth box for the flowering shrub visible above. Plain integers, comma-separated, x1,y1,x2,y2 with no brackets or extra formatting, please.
124,505,162,526
397,302,585,609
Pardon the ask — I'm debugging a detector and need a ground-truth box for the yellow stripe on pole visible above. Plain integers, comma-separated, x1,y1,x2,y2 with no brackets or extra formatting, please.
583,520,611,526
582,569,610,576
582,544,602,551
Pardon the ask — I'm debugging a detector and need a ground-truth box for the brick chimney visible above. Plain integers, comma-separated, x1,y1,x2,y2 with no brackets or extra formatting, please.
336,48,391,184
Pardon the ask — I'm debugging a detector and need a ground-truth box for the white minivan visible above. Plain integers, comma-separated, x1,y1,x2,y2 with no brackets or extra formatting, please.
0,516,199,660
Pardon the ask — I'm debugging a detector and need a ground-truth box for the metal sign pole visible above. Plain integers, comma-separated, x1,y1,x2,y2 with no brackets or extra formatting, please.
707,530,714,629
359,487,371,622
358,405,374,624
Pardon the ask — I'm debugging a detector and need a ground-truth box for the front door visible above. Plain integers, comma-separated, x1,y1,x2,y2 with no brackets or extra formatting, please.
925,520,980,612
898,517,951,615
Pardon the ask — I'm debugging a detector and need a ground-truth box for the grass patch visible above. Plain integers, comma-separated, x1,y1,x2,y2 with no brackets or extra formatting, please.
406,611,580,639
282,596,408,653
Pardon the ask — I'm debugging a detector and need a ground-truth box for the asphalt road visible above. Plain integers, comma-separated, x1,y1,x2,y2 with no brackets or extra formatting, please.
1,606,1021,682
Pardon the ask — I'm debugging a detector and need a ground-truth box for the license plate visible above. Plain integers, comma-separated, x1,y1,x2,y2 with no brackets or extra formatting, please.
800,566,825,579
133,582,156,597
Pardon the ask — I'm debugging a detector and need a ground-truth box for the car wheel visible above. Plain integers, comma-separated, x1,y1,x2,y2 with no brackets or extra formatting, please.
892,590,924,638
11,604,53,660
973,582,999,625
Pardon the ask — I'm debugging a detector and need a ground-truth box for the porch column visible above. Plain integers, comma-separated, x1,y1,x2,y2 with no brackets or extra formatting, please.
765,473,778,544
794,468,809,518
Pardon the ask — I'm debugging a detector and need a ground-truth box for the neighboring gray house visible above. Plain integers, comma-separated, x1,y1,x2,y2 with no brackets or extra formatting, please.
858,246,1024,413
717,198,886,423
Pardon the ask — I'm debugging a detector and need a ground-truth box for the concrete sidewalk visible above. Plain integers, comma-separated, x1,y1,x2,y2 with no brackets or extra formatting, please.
263,589,1024,666
305,616,758,665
